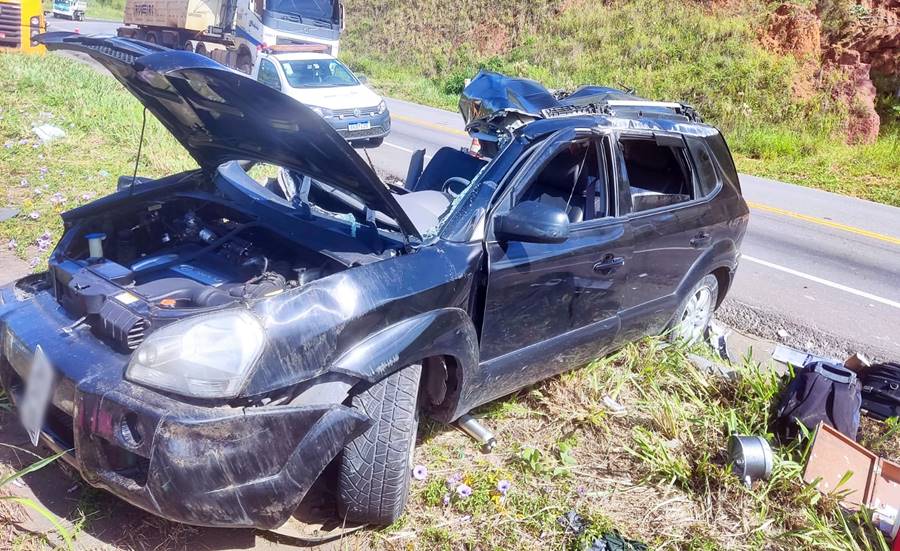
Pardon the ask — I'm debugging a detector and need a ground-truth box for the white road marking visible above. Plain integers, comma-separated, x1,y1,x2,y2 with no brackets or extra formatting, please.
743,254,900,310
383,141,433,160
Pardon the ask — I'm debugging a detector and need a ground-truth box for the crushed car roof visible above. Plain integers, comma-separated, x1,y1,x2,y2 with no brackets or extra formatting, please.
36,32,422,241
459,70,705,140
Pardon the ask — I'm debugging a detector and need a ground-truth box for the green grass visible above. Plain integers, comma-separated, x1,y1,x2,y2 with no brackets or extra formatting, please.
0,52,193,268
42,0,124,21
341,0,900,206
359,339,893,550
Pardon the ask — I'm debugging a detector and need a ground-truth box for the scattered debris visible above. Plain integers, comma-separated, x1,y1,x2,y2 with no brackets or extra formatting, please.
687,353,738,382
772,343,834,367
32,124,66,143
557,510,588,536
707,320,731,361
457,414,497,453
587,531,648,551
602,395,627,415
727,435,773,487
777,329,790,339
803,422,900,523
0,207,20,222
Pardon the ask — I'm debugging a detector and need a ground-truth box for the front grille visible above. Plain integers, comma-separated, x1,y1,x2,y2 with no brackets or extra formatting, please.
331,105,381,118
126,319,146,350
0,2,22,48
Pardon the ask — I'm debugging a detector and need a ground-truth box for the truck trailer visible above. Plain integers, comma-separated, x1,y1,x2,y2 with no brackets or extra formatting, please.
117,0,343,73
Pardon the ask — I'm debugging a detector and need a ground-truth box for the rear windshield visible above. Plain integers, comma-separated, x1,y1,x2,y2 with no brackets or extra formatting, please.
281,59,358,88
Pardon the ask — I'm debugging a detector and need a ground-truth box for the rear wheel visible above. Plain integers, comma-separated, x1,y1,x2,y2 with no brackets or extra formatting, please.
670,274,718,344
337,364,421,525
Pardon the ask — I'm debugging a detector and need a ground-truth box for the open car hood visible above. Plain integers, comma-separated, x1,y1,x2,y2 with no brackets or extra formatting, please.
37,33,421,241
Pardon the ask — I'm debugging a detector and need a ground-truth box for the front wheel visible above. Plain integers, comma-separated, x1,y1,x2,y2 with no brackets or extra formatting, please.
669,274,718,345
337,364,421,525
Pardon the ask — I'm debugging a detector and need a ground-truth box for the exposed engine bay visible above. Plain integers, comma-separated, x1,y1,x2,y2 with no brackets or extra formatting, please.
50,197,348,351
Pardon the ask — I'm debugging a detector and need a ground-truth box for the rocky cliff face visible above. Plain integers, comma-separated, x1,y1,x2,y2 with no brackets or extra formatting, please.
763,0,898,143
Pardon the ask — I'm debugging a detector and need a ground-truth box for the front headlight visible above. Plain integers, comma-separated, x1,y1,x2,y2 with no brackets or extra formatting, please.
126,310,265,399
308,105,333,118
376,100,387,114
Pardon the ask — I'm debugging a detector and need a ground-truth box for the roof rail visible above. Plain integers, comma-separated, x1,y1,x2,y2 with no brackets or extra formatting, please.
540,99,702,123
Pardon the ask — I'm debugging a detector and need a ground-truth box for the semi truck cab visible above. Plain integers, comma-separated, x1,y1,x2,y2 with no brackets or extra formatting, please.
0,0,46,53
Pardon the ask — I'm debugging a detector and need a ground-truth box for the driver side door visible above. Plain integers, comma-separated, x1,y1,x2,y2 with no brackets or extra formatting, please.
477,129,632,401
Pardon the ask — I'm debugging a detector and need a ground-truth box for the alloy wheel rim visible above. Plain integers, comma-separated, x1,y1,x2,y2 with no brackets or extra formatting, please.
677,287,712,344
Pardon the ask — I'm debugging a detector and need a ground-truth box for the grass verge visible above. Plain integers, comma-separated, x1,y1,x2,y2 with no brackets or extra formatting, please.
364,339,895,550
341,0,900,206
0,52,193,268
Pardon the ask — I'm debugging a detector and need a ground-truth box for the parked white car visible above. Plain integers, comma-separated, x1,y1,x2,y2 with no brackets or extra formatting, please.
251,49,390,146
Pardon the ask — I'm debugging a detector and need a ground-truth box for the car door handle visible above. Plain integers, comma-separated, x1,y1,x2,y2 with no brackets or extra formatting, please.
690,232,711,247
593,255,625,274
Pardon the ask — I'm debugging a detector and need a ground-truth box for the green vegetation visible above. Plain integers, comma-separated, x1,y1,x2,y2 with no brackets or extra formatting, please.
355,339,894,550
0,52,193,267
341,0,899,206
42,0,124,21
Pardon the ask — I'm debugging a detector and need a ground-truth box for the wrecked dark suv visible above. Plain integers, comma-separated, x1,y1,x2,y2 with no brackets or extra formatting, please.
0,34,748,529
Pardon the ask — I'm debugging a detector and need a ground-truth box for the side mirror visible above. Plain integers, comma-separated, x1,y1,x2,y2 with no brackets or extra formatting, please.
494,201,569,244
357,74,368,84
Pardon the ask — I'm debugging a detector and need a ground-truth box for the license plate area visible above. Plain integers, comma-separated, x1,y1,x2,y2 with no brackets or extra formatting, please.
348,121,371,132
19,345,56,446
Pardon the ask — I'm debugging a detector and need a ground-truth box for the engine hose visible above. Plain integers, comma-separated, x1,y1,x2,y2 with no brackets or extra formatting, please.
133,221,260,275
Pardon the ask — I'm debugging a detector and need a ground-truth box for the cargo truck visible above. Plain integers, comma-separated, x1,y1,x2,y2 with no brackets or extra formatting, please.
116,0,343,74
0,0,46,53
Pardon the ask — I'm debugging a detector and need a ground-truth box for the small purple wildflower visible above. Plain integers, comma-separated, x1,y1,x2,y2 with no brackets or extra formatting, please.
32,188,43,196
455,484,472,499
50,192,65,205
19,178,28,188
28,211,40,220
497,480,511,495
576,485,587,497
412,465,428,481
36,231,53,251
3,141,12,149
442,493,450,506
445,472,462,489
80,192,96,201
7,239,17,250
39,166,48,178
28,257,40,268
17,139,28,145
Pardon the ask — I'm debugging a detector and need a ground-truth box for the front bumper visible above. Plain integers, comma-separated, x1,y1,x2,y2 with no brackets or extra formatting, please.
0,284,369,529
327,110,391,141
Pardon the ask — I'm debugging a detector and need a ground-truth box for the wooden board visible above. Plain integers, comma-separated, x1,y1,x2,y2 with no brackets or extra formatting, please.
123,0,223,32
803,422,877,509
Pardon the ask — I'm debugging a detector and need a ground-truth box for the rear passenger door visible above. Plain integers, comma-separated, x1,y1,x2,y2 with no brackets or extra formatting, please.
613,131,716,339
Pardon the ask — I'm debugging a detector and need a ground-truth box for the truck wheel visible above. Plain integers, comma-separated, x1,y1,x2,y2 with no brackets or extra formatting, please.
145,31,159,44
669,273,718,345
195,43,208,57
76,11,84,21
337,364,421,525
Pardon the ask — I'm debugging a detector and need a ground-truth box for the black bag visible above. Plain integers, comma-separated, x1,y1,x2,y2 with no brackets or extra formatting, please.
774,360,862,441
861,362,900,421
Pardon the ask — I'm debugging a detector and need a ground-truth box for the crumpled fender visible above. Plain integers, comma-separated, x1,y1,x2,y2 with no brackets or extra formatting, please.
330,307,479,412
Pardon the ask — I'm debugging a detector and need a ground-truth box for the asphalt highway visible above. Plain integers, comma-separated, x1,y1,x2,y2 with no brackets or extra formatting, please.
46,18,900,359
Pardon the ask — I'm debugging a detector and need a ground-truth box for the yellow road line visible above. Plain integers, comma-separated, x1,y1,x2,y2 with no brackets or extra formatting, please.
394,111,899,246
392,113,469,137
747,201,900,246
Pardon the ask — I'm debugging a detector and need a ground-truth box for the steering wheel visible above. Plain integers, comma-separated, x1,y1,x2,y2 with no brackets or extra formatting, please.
442,177,471,198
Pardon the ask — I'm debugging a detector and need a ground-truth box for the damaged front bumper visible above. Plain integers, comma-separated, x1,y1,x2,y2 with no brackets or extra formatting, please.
0,284,369,529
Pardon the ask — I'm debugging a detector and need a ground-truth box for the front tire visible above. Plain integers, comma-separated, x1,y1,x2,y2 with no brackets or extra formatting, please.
337,364,421,525
669,274,718,345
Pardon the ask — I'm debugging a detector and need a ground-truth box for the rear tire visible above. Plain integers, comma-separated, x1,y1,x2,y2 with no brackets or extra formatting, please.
669,274,718,345
145,31,159,44
337,364,421,525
